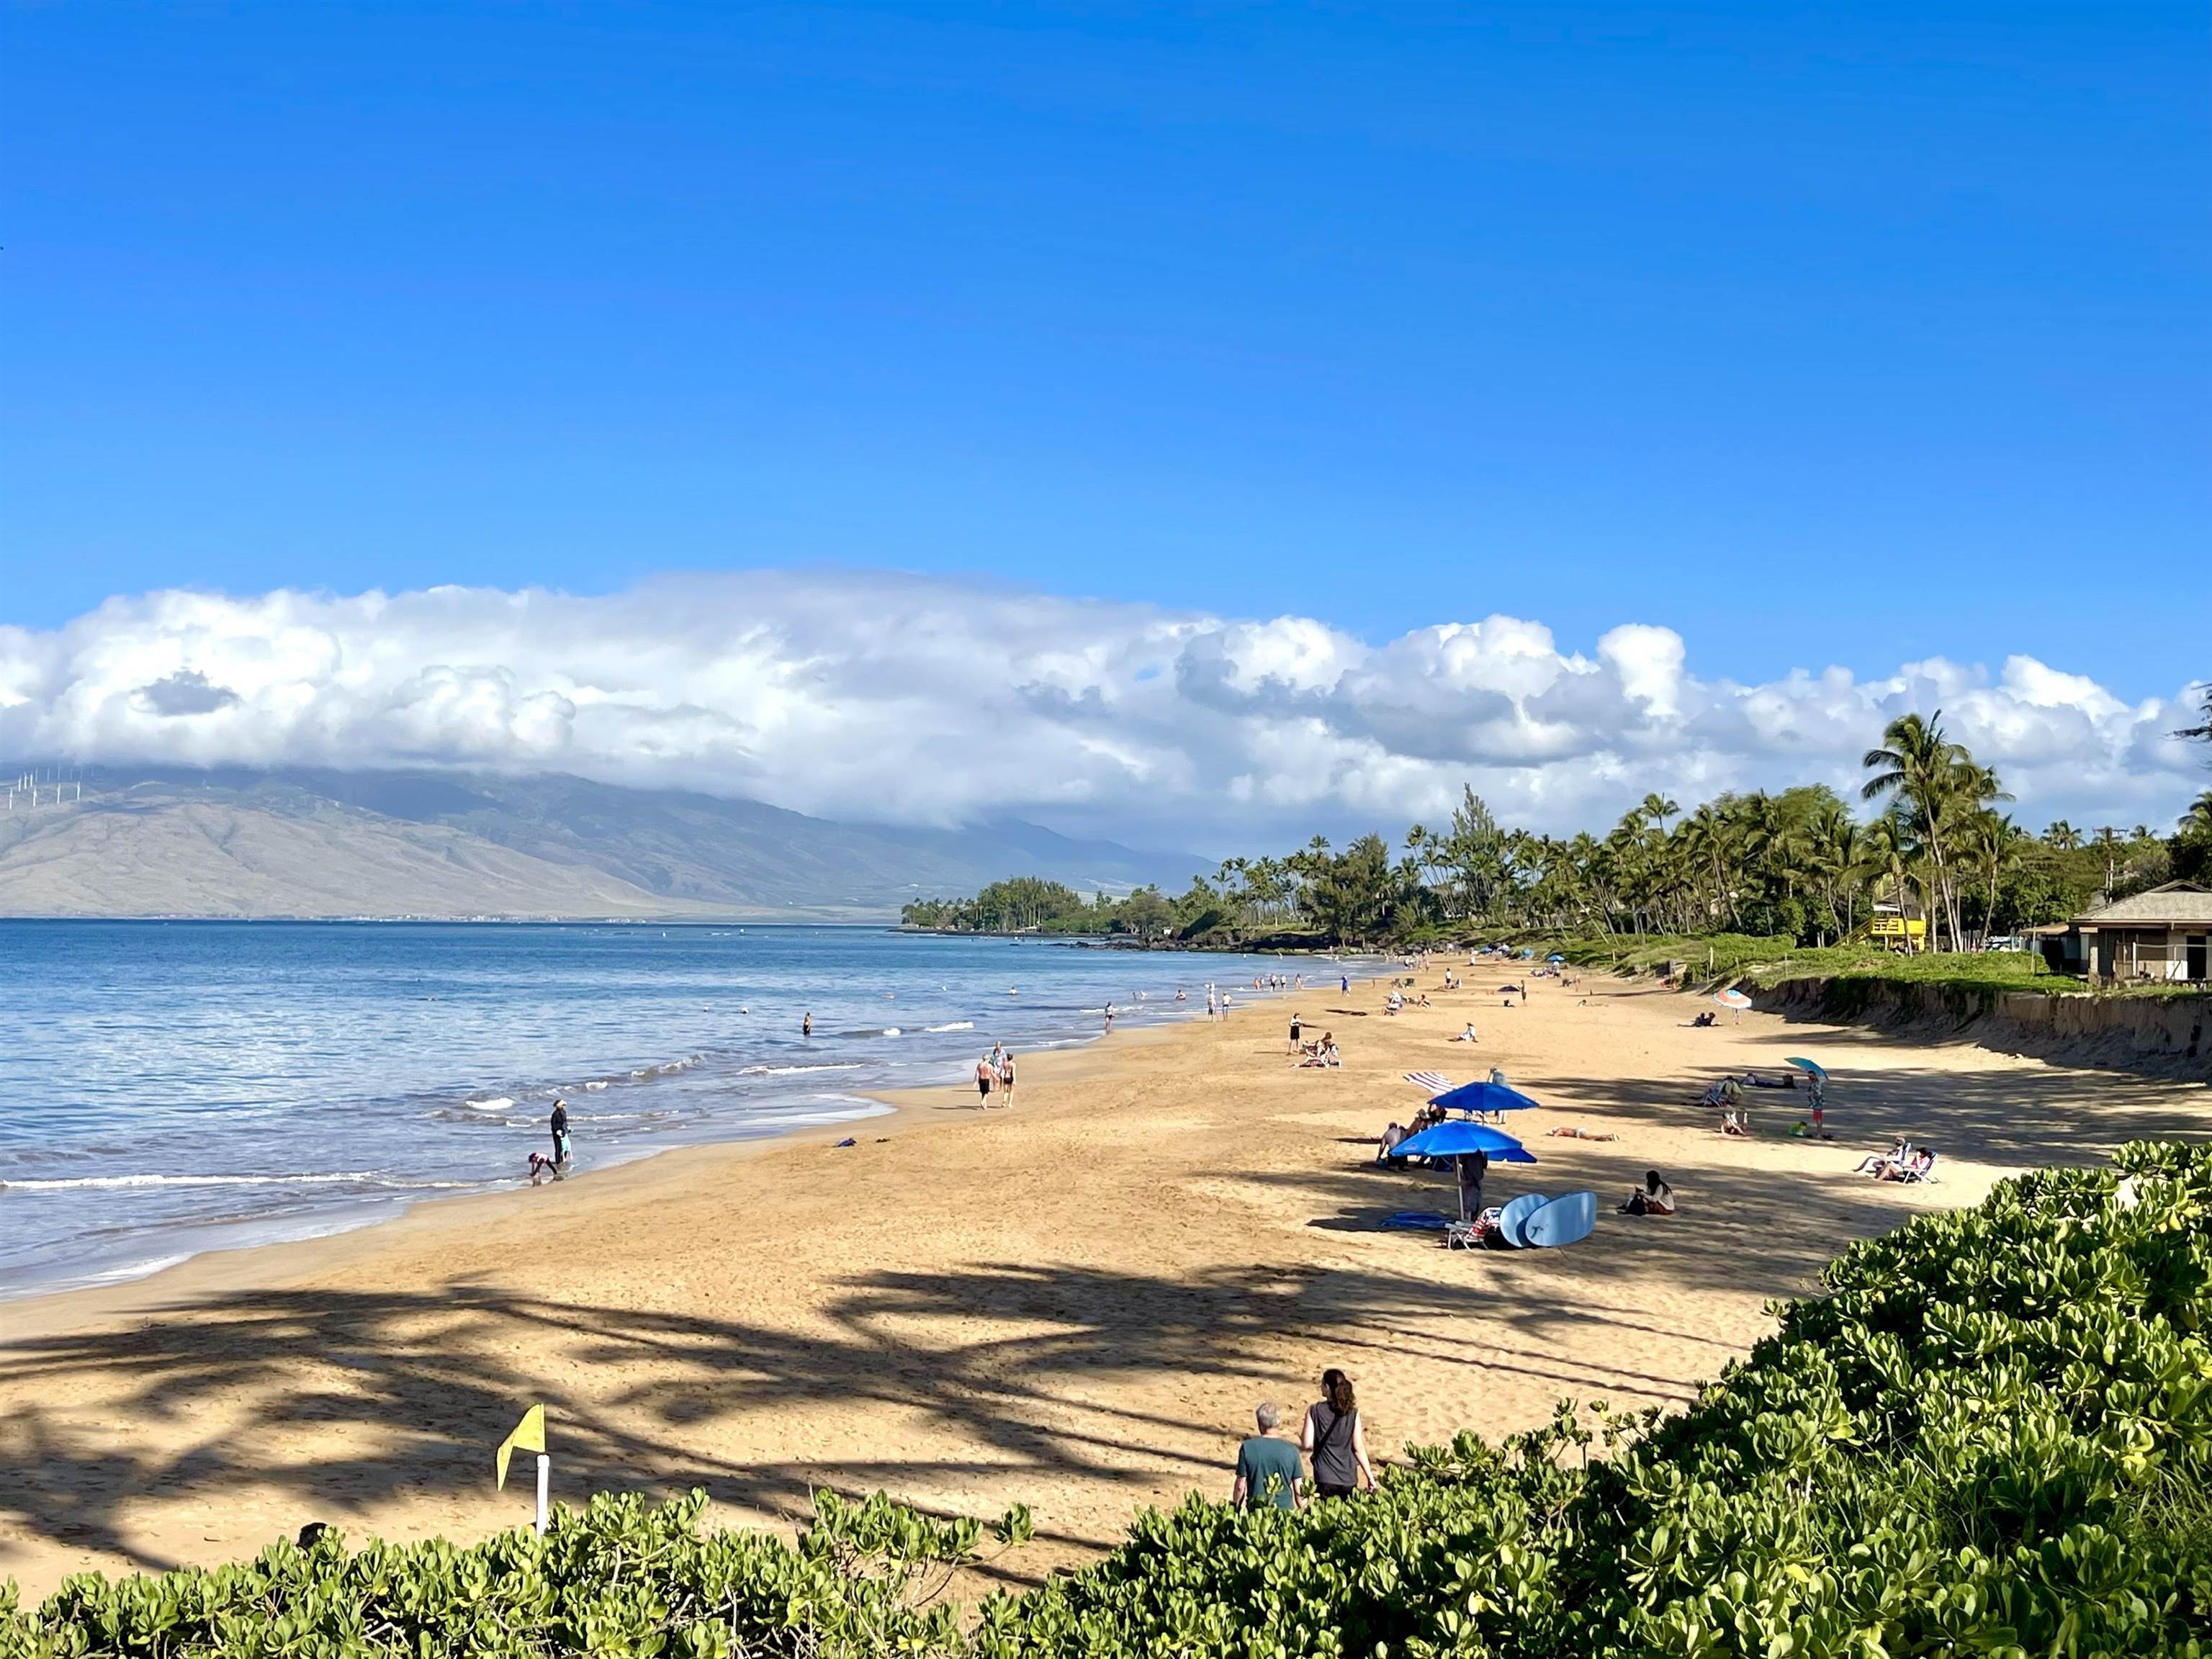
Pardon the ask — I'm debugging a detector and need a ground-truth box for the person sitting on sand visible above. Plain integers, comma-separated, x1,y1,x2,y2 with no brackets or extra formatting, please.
1232,1402,1305,1510
1547,1125,1618,1141
1720,1106,1750,1137
1684,1010,1717,1028
1696,1076,1745,1109
1376,1122,1411,1164
1450,1022,1479,1043
1619,1169,1676,1215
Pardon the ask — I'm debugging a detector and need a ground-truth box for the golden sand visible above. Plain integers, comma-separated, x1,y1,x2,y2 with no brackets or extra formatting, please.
3,968,2206,1596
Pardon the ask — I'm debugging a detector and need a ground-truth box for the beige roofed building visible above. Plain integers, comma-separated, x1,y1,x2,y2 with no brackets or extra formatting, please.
2049,881,2212,983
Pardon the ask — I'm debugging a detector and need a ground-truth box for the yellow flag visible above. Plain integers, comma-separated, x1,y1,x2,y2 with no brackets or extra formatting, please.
496,1404,546,1491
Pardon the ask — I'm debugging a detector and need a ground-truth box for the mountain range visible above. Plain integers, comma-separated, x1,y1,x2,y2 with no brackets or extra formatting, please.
0,765,1204,920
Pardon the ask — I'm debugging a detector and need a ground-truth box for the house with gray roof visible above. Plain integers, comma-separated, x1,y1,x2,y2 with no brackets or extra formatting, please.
2044,881,2212,983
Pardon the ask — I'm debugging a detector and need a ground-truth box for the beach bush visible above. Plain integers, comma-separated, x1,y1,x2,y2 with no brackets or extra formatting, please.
8,1143,2211,1658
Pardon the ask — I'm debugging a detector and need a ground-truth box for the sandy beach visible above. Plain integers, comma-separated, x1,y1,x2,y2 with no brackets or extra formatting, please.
3,967,2206,1599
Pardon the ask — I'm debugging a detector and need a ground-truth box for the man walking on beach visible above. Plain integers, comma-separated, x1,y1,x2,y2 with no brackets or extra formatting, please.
1232,1402,1304,1509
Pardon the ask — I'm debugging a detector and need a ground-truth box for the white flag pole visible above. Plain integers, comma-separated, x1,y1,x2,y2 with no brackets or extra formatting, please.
535,1453,550,1535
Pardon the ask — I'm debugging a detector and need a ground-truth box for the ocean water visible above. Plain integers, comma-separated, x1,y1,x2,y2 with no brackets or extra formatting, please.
0,921,1331,1298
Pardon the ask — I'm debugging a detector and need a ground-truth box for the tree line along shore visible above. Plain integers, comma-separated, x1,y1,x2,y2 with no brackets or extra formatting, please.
904,706,2212,988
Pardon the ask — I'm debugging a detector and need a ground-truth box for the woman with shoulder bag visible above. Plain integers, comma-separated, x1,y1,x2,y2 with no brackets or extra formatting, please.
1301,1367,1375,1497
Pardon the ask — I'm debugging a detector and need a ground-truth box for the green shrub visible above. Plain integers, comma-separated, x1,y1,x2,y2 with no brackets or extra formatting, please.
10,1145,2211,1658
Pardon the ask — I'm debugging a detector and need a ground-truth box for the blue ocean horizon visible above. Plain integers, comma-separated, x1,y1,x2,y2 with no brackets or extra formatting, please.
0,921,1338,1298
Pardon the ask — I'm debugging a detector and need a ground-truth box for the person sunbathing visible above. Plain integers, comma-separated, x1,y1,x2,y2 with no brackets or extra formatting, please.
1547,1125,1618,1141
1881,1147,1936,1182
1297,1035,1341,1068
1719,1107,1750,1137
1855,1139,1911,1177
1683,1011,1717,1028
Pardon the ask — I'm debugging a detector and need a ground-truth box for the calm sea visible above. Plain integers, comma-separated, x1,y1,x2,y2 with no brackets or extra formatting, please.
0,921,1330,1298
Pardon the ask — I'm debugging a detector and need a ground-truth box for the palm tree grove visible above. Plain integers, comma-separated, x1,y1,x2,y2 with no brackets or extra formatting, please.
906,707,2212,958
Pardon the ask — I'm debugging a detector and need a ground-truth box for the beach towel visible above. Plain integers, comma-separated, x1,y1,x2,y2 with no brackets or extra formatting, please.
1382,1210,1452,1231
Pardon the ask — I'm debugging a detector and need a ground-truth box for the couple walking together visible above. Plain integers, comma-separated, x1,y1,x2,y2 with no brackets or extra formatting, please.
1232,1368,1376,1509
974,1046,1017,1107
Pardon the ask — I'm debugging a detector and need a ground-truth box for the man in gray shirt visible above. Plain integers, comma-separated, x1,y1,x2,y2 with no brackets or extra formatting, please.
1231,1401,1305,1510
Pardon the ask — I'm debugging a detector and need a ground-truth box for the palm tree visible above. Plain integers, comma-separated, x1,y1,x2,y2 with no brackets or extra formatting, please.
2171,683,2212,748
2182,792,2212,837
1961,812,2026,944
1862,814,1916,949
2044,820,2081,851
1862,712,1972,948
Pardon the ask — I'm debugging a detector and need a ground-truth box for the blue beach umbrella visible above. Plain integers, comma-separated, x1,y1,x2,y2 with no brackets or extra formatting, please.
1427,1080,1544,1119
1391,1120,1536,1223
1393,1120,1537,1162
1547,953,1565,963
1785,1056,1827,1082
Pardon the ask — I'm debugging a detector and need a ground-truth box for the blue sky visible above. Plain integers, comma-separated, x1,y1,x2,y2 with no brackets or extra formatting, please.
3,3,2206,701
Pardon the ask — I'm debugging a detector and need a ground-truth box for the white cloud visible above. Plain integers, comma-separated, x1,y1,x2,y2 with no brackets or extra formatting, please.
0,572,2202,848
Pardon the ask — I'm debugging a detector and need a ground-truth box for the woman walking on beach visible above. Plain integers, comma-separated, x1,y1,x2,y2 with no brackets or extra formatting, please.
1302,1368,1375,1497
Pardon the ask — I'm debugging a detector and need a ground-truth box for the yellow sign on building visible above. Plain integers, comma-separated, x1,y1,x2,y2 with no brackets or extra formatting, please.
1869,917,1927,940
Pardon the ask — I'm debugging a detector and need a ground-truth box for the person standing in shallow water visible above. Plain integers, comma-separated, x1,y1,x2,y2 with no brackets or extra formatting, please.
1302,1367,1375,1497
801,1011,811,1038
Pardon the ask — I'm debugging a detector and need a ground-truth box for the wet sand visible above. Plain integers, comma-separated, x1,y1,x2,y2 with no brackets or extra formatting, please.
4,968,2206,1597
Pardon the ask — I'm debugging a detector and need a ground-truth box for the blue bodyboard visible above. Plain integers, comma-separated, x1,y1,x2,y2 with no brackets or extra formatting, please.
1494,1191,1550,1249
1522,1190,1597,1249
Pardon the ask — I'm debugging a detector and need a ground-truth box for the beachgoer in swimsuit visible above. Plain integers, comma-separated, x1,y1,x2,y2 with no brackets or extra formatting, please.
801,1012,811,1038
974,1056,994,1107
997,1051,1016,1107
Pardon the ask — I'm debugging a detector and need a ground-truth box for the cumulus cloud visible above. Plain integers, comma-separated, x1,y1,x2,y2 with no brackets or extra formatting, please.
0,573,2201,848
